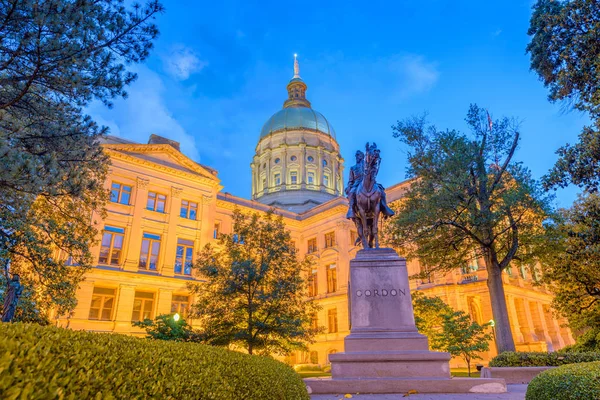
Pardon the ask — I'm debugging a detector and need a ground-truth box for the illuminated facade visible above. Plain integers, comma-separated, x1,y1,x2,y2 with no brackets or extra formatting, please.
60,60,574,367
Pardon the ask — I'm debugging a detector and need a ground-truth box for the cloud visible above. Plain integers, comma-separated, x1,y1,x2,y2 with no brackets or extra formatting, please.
163,45,207,80
87,65,200,161
395,55,440,98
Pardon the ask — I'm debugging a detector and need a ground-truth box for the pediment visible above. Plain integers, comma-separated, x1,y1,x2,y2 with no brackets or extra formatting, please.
102,143,219,183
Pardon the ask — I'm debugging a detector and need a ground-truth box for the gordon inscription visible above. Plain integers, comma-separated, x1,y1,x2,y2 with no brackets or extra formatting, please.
355,288,407,298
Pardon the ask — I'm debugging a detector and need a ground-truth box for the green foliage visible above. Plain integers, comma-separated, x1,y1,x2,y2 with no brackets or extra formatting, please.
0,276,49,325
527,0,600,116
526,361,600,400
0,323,309,400
294,364,322,372
132,313,202,342
430,311,492,376
563,328,600,353
412,291,452,340
412,293,492,375
0,0,163,316
528,0,600,192
489,351,600,367
190,209,320,355
388,105,551,353
540,193,600,332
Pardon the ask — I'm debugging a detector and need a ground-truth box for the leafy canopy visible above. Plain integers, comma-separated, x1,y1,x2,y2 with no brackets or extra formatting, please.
541,193,600,333
0,0,163,316
387,104,550,274
528,0,600,192
133,314,202,342
412,292,492,376
190,209,319,355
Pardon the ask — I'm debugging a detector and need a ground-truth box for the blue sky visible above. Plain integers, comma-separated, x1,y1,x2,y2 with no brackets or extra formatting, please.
89,0,589,208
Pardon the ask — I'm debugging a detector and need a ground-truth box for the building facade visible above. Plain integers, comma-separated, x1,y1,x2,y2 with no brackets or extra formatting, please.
59,60,574,367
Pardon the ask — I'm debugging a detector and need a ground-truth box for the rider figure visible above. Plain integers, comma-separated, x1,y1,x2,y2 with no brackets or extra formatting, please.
345,148,395,220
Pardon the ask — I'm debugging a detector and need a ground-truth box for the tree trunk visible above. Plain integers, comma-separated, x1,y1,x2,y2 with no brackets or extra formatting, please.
486,263,516,353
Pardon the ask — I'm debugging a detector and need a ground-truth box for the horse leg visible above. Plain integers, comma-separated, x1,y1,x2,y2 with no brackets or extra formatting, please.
373,200,381,248
358,205,369,248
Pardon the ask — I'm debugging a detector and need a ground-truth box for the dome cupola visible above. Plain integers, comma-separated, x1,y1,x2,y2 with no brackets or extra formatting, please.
251,56,344,213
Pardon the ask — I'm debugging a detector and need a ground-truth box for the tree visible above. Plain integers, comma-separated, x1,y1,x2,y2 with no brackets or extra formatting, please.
430,311,492,376
190,209,319,355
133,314,201,342
412,291,452,340
387,104,552,353
541,193,600,335
527,0,600,192
0,1,163,318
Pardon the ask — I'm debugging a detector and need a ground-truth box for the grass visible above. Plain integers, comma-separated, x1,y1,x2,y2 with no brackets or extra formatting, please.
297,368,480,378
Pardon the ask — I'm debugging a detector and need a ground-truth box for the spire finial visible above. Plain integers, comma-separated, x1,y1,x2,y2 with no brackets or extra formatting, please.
293,53,300,78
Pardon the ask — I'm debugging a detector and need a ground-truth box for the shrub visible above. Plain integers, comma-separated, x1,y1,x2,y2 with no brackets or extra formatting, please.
294,364,322,372
0,323,309,399
489,351,600,367
526,362,600,400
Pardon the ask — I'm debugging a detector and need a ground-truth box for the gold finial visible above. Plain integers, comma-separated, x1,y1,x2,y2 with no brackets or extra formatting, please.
293,54,300,78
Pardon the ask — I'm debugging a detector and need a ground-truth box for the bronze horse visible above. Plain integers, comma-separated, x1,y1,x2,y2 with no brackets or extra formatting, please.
354,143,384,248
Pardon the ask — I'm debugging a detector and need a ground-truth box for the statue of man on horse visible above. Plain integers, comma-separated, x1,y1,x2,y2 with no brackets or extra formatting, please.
346,142,395,248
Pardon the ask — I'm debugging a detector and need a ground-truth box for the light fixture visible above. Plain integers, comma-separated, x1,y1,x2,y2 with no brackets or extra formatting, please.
173,313,180,322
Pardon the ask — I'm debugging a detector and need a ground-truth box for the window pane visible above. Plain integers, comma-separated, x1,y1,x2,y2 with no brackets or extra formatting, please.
157,196,166,213
189,203,197,220
113,234,123,250
185,247,193,275
88,307,100,320
174,245,183,274
120,189,131,205
147,196,155,210
132,299,142,321
142,300,154,320
110,187,119,202
101,232,112,247
139,239,149,269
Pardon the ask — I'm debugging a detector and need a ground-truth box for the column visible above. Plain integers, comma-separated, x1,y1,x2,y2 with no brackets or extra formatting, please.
156,288,174,316
265,150,271,191
507,295,524,343
281,146,287,189
300,143,306,186
535,302,556,351
123,177,149,271
161,186,182,277
317,146,323,187
70,280,96,323
550,316,566,349
113,284,136,332
250,162,256,198
521,298,540,342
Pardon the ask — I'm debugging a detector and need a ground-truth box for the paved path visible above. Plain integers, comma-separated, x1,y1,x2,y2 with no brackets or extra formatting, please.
310,384,527,400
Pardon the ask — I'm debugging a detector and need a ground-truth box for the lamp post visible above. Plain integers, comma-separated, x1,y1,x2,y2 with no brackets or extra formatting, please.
173,313,180,322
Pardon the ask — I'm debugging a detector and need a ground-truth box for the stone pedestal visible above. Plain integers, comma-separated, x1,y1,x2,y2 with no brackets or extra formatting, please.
305,248,506,394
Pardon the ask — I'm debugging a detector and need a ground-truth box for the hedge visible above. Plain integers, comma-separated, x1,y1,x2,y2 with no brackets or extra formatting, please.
489,351,600,367
0,323,309,400
526,361,600,400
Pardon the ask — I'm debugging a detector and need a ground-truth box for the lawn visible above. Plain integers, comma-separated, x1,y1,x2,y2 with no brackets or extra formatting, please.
297,369,480,378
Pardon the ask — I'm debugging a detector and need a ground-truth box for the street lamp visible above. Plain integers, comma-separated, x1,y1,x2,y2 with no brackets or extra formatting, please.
173,313,180,322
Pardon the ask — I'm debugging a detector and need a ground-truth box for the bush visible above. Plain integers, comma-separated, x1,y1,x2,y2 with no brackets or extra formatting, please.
294,364,322,372
526,362,600,400
489,351,600,367
0,323,309,399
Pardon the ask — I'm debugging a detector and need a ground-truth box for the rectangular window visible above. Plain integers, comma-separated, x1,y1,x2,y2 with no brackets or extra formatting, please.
132,291,155,322
175,238,194,276
324,231,336,248
213,223,221,239
147,192,167,213
88,287,115,321
311,313,318,331
327,264,337,293
98,226,125,265
290,171,298,185
350,230,358,246
274,173,281,185
307,238,318,254
307,171,315,185
180,200,198,220
328,308,338,333
139,233,161,271
171,294,190,318
323,174,329,187
262,177,267,190
308,268,318,297
110,182,132,205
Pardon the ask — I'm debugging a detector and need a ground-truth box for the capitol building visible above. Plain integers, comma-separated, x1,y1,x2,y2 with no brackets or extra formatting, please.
60,59,574,367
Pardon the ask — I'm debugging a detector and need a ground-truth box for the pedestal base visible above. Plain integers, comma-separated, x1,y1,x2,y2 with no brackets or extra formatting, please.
304,377,507,394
